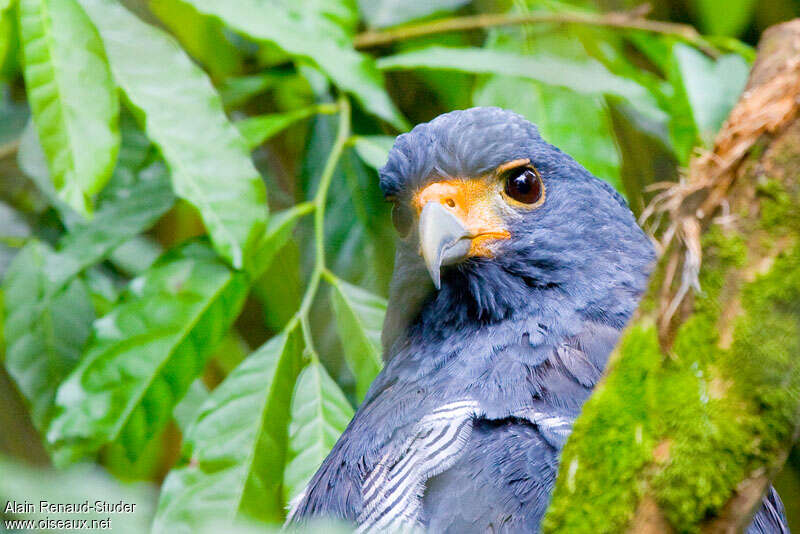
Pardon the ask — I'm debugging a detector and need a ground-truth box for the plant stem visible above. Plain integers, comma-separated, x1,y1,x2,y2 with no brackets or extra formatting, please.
300,315,318,363
354,9,717,56
0,236,28,248
320,267,337,285
315,102,340,115
290,95,351,351
291,200,316,217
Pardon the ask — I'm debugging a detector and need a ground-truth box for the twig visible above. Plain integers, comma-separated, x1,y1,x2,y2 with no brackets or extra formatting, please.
287,95,351,355
296,95,350,319
354,7,716,56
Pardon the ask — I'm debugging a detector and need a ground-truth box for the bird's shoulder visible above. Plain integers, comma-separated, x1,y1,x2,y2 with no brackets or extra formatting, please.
290,319,621,528
421,417,560,533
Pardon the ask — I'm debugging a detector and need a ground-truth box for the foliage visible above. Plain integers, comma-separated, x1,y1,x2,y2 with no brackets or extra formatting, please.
0,0,797,532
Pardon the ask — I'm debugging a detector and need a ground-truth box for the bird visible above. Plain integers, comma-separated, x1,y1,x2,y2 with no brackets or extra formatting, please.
288,107,788,533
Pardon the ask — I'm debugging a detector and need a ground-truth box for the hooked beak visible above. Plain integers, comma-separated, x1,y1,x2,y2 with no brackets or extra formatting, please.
419,202,472,290
413,177,512,289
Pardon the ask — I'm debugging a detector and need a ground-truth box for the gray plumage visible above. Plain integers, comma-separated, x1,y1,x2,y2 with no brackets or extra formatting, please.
290,108,788,533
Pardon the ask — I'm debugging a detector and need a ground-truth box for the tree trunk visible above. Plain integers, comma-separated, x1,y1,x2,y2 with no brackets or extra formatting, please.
544,20,800,534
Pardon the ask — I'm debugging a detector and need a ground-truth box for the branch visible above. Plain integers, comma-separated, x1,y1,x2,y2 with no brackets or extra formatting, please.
544,19,800,534
353,7,716,56
289,95,351,356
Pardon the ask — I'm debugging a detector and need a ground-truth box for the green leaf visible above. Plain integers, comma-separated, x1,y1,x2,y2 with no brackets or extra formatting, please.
102,425,171,482
284,360,353,503
17,106,160,230
153,325,305,531
112,109,154,174
696,0,755,37
296,0,358,47
0,9,13,74
2,240,94,428
173,378,209,434
110,235,162,276
47,241,250,464
18,114,171,277
219,72,285,109
628,33,674,75
336,166,394,282
176,0,408,130
0,84,28,146
149,0,242,79
358,0,469,28
17,119,82,226
378,46,653,103
607,97,678,217
58,162,175,273
76,0,267,271
0,201,31,280
302,116,394,294
668,44,749,159
236,106,321,150
0,85,28,152
0,11,19,79
2,160,172,430
352,135,393,171
298,116,392,387
0,289,4,358
0,200,30,245
84,265,120,316
328,275,384,402
0,456,156,534
208,332,252,378
251,202,313,279
253,240,302,333
18,0,119,216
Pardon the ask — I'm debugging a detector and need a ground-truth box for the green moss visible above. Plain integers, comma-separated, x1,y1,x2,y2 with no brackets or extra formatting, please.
652,243,800,531
724,243,800,454
671,226,745,367
545,228,799,533
767,139,800,171
649,359,751,531
699,226,747,295
648,223,743,530
543,325,661,534
637,264,662,315
757,179,800,232
747,139,767,161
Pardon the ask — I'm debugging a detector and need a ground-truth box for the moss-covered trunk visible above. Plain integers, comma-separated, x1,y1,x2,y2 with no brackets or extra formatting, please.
544,20,800,534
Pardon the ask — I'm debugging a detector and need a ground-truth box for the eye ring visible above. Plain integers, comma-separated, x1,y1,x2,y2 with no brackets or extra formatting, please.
391,202,413,238
502,165,544,206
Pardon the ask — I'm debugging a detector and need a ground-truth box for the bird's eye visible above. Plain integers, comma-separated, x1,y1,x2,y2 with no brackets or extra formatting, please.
391,202,413,238
504,167,543,205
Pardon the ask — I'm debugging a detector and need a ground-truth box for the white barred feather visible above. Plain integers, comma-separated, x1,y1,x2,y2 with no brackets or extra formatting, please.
353,401,574,532
356,400,480,533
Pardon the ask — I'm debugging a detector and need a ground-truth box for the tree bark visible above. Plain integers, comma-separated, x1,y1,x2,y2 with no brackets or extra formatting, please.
544,20,800,534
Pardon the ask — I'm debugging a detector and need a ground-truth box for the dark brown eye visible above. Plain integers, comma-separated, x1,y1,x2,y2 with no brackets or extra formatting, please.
391,203,413,237
505,167,542,204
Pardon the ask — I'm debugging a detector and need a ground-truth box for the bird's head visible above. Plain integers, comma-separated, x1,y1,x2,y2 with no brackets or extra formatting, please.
379,107,654,351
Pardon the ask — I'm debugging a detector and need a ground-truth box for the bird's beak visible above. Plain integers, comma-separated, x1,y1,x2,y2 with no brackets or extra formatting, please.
419,202,472,290
414,178,511,289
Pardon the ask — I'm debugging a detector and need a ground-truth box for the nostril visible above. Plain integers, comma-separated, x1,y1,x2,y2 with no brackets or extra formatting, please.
445,198,456,208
